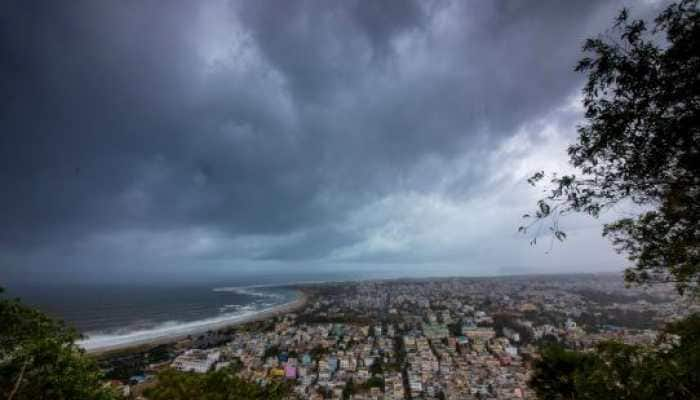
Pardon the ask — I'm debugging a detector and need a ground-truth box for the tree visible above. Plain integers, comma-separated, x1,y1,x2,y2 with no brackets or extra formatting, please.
143,366,293,400
0,287,118,400
369,358,384,375
342,378,357,400
528,315,700,400
521,0,700,295
524,2,700,398
529,345,589,400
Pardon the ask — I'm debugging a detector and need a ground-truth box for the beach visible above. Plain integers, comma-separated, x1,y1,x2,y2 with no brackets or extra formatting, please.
84,290,308,355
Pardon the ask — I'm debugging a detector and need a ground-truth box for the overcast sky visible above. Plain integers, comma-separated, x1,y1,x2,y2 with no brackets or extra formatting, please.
1,1,666,284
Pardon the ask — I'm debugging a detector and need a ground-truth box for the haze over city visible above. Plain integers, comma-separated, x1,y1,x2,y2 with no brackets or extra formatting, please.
1,1,667,284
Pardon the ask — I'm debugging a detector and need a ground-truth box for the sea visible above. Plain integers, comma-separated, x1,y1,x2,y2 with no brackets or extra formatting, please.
5,270,403,352
6,265,505,351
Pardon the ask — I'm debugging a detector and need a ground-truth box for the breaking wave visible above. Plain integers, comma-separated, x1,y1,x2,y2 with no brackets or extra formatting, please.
78,291,295,352
218,304,257,313
212,286,284,299
78,310,255,351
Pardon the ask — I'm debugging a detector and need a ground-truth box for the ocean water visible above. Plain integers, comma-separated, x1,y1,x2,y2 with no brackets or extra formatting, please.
6,270,391,351
6,267,479,350
9,282,299,351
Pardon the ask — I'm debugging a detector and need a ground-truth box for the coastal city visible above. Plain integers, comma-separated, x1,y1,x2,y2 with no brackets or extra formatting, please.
98,274,697,399
3,0,698,399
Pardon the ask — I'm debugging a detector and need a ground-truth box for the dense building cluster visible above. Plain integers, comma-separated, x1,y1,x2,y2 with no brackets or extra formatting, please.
112,274,697,399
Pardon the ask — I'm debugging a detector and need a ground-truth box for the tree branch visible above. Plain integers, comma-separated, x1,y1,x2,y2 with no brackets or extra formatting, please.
8,358,30,400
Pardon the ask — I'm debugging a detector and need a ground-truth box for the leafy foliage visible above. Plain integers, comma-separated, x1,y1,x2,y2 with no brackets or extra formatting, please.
492,314,534,344
0,287,117,400
521,0,700,295
528,345,588,400
262,344,281,360
142,366,293,400
369,357,384,375
529,314,700,400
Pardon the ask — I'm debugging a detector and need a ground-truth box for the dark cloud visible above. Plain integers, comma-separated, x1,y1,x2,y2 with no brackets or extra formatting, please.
0,0,664,281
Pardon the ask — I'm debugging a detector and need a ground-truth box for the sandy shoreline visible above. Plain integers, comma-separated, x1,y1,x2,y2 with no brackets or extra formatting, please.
85,290,308,356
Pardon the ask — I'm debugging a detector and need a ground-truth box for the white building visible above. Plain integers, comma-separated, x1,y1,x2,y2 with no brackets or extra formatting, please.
172,349,221,373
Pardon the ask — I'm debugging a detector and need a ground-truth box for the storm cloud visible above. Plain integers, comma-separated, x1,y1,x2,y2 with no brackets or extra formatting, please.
0,1,665,283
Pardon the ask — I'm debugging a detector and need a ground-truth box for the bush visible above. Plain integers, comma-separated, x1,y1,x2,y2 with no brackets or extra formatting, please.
0,288,118,400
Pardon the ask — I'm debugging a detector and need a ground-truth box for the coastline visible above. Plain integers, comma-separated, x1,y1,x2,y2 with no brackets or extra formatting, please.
86,289,308,356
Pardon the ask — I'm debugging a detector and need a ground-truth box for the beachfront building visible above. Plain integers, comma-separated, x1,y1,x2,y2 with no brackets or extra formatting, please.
172,349,221,373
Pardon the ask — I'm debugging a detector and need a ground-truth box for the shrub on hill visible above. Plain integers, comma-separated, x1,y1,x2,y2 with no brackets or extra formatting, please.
143,366,293,400
0,287,118,400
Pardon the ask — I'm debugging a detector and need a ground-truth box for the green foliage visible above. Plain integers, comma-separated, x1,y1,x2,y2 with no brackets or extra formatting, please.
369,358,383,375
342,378,356,399
340,375,385,399
529,345,590,400
364,375,385,391
576,309,659,332
492,314,534,344
309,345,329,360
143,366,293,400
99,344,176,381
529,314,700,400
522,0,700,295
447,321,462,337
263,345,280,360
0,288,118,400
